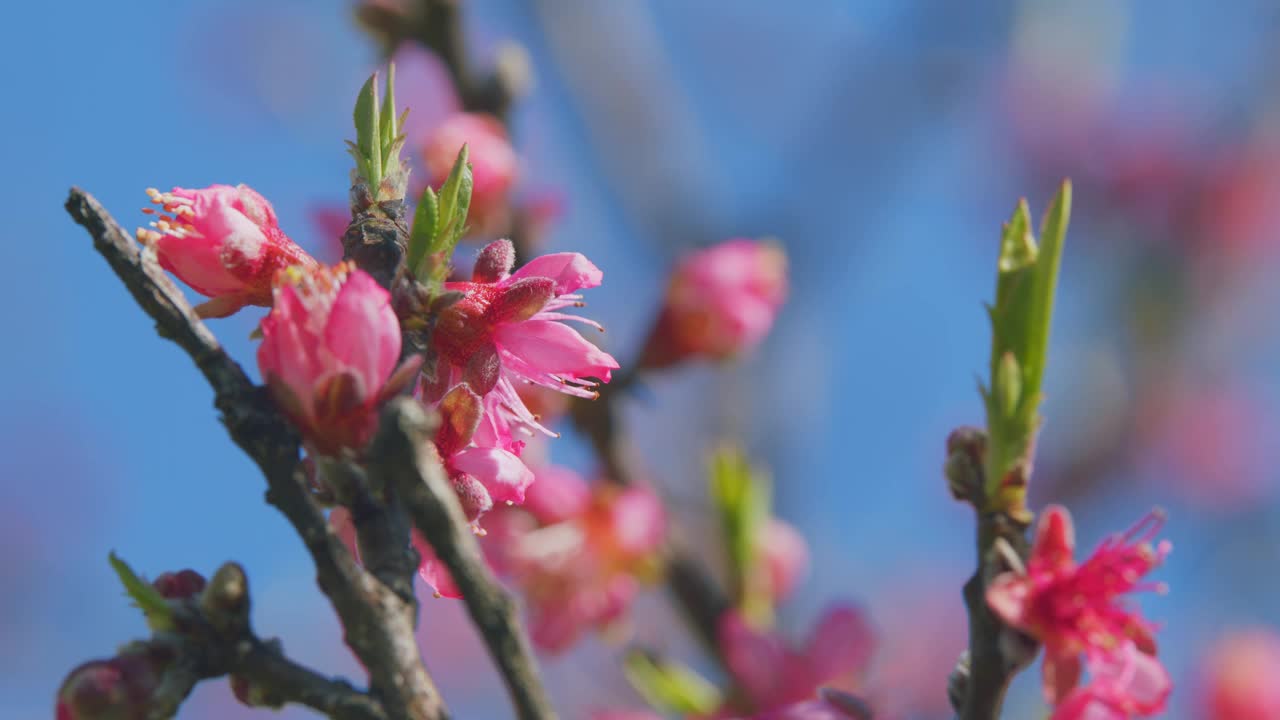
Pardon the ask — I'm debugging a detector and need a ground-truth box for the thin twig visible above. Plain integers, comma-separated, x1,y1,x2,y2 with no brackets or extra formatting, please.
371,398,558,720
65,188,448,720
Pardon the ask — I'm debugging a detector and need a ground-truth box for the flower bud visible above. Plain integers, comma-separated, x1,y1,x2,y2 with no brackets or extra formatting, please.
56,645,169,720
640,239,787,369
140,185,318,318
257,262,419,456
151,569,207,599
423,113,518,237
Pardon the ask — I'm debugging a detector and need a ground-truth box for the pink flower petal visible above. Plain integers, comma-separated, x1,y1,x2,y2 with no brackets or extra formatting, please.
509,252,603,294
450,446,534,505
805,605,876,683
324,270,400,393
495,319,619,381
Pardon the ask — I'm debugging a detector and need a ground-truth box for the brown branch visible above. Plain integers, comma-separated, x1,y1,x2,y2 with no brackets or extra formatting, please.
943,430,1036,720
65,188,448,720
144,563,388,720
371,398,558,720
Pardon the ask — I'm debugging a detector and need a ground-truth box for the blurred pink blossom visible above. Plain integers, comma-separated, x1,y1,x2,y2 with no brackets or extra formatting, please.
641,239,788,368
717,606,875,714
423,113,519,238
760,519,809,602
1197,628,1280,720
1051,641,1171,720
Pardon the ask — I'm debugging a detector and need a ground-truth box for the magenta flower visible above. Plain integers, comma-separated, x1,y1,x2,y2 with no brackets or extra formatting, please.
423,113,518,237
257,262,418,456
1198,628,1280,720
1051,641,1171,720
140,184,318,318
428,239,619,436
986,505,1171,706
641,239,787,368
718,606,876,713
433,383,534,525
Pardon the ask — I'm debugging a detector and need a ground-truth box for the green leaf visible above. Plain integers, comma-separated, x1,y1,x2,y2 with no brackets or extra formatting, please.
353,73,381,189
379,63,398,168
1022,180,1071,409
981,181,1072,510
623,651,722,715
408,185,439,278
414,145,474,286
108,552,174,631
709,446,771,620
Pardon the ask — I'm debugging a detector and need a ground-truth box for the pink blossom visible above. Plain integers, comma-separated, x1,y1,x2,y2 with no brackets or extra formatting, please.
641,239,787,368
428,239,619,437
423,113,518,237
986,505,1171,706
718,606,876,713
141,184,318,318
1198,628,1280,719
1051,642,1171,720
510,483,666,653
57,646,170,720
760,519,809,602
432,383,534,525
257,262,418,456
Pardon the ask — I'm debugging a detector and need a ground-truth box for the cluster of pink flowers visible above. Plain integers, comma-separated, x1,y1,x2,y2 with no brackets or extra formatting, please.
986,505,1172,718
140,186,617,539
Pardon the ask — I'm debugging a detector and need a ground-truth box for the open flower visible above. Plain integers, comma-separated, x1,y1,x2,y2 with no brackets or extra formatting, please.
504,475,665,652
257,262,418,456
640,239,787,368
427,239,619,437
986,505,1171,706
718,606,876,714
140,184,317,318
433,383,534,525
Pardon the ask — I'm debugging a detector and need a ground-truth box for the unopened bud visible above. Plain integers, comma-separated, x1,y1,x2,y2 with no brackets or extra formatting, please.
945,426,987,503
151,569,206,599
56,646,168,720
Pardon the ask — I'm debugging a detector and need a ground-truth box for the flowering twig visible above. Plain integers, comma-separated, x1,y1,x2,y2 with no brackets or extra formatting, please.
372,397,558,720
103,561,386,720
65,188,447,720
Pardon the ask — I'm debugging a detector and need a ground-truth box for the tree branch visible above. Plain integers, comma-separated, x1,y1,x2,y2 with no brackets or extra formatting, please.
65,188,448,720
371,398,558,720
141,563,388,720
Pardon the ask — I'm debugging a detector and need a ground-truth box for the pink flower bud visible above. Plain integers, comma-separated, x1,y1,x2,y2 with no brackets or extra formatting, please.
56,646,169,720
151,569,207,599
641,239,787,368
1198,629,1280,720
423,113,518,237
257,262,418,456
759,519,809,602
140,185,318,318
